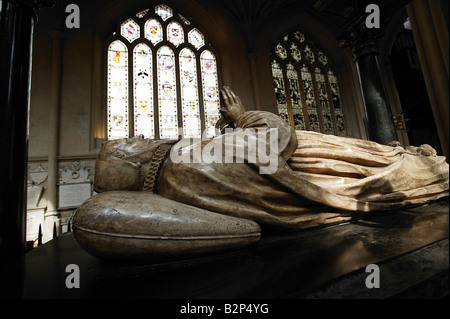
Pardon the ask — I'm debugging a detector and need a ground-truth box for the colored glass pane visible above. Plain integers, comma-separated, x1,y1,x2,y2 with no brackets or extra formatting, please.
136,9,149,18
188,28,205,50
318,51,328,66
328,70,341,109
315,67,333,134
275,43,287,60
133,43,154,139
108,5,221,141
304,45,315,63
180,48,201,138
290,42,301,62
301,65,320,132
155,4,173,21
294,31,305,43
167,21,184,47
121,19,140,43
108,40,129,139
201,50,220,138
287,63,305,130
144,19,163,46
157,46,178,139
179,14,191,25
272,29,347,136
328,70,347,136
271,60,289,125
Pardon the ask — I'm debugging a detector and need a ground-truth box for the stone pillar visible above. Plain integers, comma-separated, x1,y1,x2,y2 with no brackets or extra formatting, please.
406,0,449,160
0,0,36,259
43,30,64,243
340,27,398,145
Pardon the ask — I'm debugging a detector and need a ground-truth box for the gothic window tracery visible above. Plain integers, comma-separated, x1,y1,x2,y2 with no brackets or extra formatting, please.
107,4,220,140
271,31,347,136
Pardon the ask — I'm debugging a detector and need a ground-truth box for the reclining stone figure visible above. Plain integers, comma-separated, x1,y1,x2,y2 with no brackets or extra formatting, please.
73,87,449,260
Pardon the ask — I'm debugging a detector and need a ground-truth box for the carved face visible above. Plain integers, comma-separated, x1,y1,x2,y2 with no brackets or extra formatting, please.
102,135,164,162
95,136,179,193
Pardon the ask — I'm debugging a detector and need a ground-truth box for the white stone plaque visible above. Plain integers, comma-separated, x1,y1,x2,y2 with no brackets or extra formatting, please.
59,183,92,208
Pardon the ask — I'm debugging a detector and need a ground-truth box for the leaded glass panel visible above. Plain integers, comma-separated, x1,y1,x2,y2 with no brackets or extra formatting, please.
179,14,191,25
318,51,328,66
107,4,220,141
188,28,205,50
275,43,287,60
180,48,201,138
315,67,333,134
304,45,315,64
301,65,320,132
155,4,173,21
286,63,305,130
328,70,347,136
167,21,184,47
201,50,220,138
136,9,149,18
121,19,140,43
294,31,305,43
271,60,289,125
157,46,178,139
290,43,301,62
145,19,163,46
271,30,347,137
133,43,154,139
108,40,129,139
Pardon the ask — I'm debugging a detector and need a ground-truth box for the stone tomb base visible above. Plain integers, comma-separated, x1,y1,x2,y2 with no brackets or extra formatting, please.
1,201,448,300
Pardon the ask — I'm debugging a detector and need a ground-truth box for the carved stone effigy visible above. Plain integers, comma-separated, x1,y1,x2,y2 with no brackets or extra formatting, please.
72,87,449,260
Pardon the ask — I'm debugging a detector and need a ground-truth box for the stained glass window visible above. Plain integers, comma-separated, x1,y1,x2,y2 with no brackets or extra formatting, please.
167,21,184,48
271,60,289,125
107,4,221,141
301,65,320,132
271,29,347,136
188,28,205,50
287,63,305,130
179,14,191,25
155,4,173,21
121,19,140,43
315,67,333,134
144,19,163,46
108,40,128,139
134,43,154,139
136,9,149,18
180,48,201,138
201,50,220,138
328,69,347,136
157,46,178,139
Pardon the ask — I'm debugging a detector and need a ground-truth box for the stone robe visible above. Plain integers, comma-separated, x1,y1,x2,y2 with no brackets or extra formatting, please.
157,111,449,229
94,111,448,230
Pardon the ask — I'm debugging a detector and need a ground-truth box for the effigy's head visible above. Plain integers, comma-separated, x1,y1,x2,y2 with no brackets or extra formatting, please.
93,135,170,193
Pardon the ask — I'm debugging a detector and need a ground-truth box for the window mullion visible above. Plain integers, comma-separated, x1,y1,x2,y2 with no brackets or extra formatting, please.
128,43,134,138
152,46,160,139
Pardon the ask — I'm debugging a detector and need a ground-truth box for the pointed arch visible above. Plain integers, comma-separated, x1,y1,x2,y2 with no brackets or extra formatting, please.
106,4,221,140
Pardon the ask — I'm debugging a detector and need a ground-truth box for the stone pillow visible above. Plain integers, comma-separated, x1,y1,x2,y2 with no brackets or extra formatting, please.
72,191,261,260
